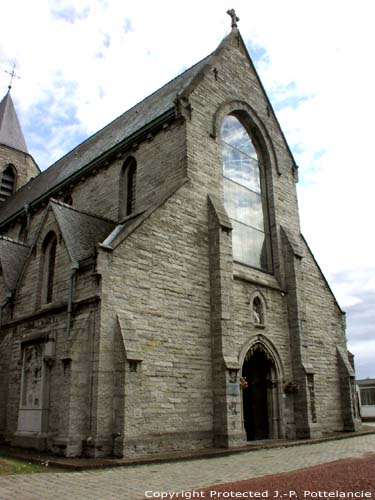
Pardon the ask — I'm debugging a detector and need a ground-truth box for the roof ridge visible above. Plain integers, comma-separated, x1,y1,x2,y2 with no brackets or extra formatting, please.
0,235,29,248
49,198,116,224
42,52,214,173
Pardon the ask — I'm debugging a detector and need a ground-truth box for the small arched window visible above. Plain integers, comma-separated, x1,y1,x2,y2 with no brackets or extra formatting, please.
63,194,73,206
252,296,264,326
0,164,17,202
42,232,57,304
221,115,272,272
119,157,137,219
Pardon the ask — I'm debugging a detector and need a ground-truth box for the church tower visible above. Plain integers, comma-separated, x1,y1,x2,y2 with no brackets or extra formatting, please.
0,90,40,203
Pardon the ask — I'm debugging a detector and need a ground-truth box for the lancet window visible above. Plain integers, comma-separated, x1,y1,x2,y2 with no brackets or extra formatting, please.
120,156,137,219
221,114,272,271
42,232,57,304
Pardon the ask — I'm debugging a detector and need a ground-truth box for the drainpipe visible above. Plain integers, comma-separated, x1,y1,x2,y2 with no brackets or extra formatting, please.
24,203,30,231
66,262,79,337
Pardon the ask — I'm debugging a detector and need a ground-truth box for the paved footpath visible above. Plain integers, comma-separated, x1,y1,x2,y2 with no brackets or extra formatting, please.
0,434,375,500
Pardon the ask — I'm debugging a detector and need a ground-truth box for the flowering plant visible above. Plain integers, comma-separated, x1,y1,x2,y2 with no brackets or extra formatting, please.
240,377,248,390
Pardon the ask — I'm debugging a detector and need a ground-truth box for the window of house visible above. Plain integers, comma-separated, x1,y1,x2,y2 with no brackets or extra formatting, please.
0,164,17,202
361,387,375,405
119,157,137,219
221,115,272,272
42,232,57,304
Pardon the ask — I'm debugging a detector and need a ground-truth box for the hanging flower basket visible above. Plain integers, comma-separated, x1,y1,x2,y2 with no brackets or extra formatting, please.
284,381,299,394
240,377,248,390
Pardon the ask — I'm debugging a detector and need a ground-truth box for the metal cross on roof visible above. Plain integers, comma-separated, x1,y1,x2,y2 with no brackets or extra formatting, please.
4,63,21,91
227,9,240,29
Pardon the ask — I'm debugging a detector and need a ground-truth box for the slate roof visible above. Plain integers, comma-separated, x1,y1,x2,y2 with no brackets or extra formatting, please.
0,53,213,226
50,200,116,262
0,91,28,153
357,379,375,387
0,236,29,292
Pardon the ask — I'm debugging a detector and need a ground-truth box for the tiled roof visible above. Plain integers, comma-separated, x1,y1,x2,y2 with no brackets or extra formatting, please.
0,236,29,292
0,91,28,153
0,54,213,226
357,379,375,387
50,200,116,262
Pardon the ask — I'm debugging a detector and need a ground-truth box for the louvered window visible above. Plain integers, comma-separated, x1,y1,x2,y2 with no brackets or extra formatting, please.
0,164,16,202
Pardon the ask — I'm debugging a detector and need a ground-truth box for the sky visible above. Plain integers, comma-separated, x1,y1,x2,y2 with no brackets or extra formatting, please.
0,0,374,379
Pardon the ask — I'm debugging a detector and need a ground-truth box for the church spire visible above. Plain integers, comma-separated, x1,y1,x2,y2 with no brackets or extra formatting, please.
0,90,28,153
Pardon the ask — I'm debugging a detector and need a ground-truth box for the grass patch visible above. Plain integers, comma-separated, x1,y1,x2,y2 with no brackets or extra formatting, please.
0,456,56,475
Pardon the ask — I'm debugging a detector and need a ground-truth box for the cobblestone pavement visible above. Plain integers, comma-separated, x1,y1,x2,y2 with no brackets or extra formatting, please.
0,435,374,500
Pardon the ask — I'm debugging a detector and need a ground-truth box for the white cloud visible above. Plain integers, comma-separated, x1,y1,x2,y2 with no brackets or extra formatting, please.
1,0,374,377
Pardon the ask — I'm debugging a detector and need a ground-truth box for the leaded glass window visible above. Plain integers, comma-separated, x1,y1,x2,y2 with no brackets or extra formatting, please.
221,115,272,271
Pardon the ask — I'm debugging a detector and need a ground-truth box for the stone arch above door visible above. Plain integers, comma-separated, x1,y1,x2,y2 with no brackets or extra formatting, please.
239,335,285,440
239,334,284,381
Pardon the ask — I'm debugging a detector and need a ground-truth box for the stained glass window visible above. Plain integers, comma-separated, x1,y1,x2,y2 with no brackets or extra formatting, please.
221,115,272,271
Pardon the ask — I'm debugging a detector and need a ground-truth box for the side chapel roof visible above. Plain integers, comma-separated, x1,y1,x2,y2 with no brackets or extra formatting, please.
0,91,28,153
49,199,116,263
0,236,29,292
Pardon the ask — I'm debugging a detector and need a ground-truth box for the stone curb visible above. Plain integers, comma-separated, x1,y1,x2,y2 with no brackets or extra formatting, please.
1,428,374,471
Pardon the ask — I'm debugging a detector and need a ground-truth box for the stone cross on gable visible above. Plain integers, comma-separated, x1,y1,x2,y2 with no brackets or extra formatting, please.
4,63,21,91
227,9,240,29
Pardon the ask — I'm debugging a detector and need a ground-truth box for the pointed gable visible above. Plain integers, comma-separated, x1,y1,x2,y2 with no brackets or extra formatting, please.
50,200,116,262
0,55,213,226
0,92,28,153
0,236,29,292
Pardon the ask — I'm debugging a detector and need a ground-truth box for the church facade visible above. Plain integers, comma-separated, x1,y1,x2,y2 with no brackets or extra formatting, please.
0,26,360,458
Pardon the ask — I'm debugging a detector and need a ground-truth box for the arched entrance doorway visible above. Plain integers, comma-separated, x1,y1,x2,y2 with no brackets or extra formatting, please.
242,342,282,441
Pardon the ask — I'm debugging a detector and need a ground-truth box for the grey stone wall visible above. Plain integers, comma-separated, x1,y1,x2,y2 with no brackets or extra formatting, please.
0,144,39,196
300,238,349,432
66,121,186,221
95,181,214,456
0,29,357,457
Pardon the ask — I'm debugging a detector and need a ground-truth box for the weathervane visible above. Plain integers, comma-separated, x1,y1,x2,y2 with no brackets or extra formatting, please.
227,9,239,29
4,63,20,91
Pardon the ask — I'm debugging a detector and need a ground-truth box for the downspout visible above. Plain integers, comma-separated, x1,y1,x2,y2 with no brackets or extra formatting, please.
66,262,79,337
24,203,30,233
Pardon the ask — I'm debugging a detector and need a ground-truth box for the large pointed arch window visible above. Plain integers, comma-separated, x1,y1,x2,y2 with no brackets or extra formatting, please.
221,115,272,272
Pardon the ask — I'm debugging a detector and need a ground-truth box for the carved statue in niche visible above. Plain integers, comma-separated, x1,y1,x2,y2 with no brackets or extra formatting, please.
252,296,264,325
21,344,43,409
